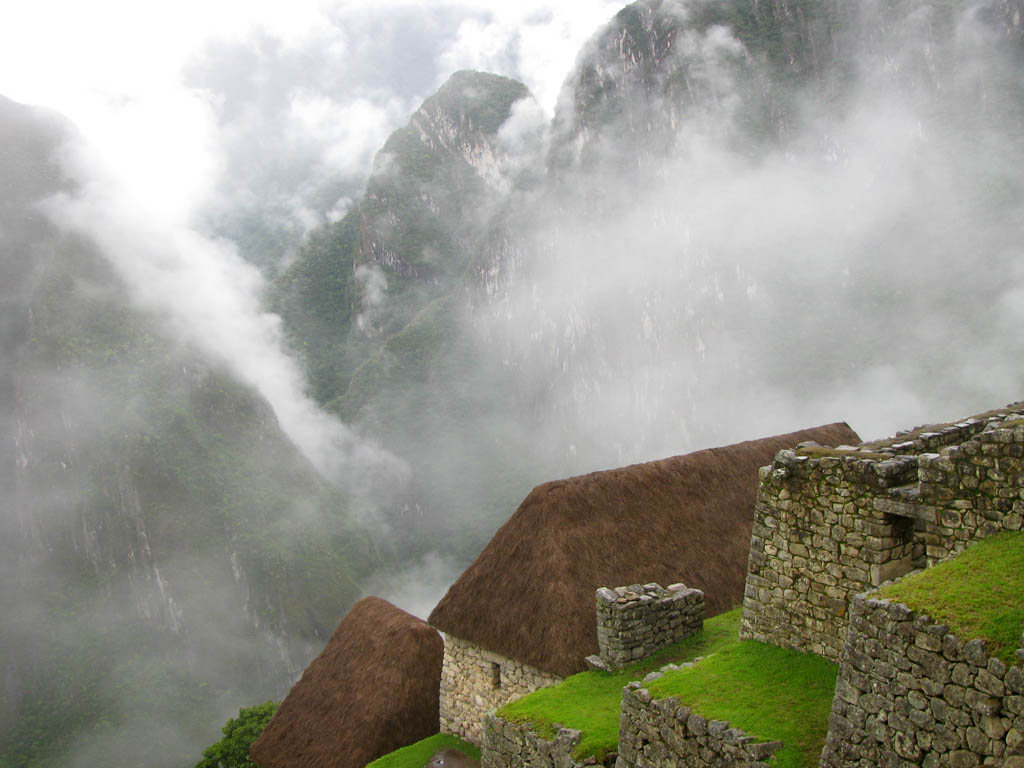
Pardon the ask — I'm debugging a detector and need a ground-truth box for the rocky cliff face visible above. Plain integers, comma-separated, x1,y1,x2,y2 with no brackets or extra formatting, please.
547,0,848,178
275,0,1024,579
270,71,547,564
273,70,530,407
0,96,377,768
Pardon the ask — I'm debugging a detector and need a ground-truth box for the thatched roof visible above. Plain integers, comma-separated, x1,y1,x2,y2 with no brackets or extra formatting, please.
428,423,859,678
251,597,443,768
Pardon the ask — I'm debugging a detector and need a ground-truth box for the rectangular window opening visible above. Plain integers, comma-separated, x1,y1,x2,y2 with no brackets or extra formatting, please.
490,662,501,689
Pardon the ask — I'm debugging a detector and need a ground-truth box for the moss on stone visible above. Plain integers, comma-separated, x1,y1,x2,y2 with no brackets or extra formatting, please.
795,446,891,461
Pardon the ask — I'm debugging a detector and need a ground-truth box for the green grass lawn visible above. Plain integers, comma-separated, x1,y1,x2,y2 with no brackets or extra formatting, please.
497,606,837,767
498,607,742,761
646,641,838,768
366,733,481,768
876,531,1024,666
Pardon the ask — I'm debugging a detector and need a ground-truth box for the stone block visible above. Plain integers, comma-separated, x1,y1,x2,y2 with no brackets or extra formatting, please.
949,750,980,768
976,669,1006,697
965,688,1002,715
1008,666,1024,694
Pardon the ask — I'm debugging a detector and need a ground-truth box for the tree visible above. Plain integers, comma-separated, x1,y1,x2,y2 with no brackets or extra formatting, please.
195,701,279,768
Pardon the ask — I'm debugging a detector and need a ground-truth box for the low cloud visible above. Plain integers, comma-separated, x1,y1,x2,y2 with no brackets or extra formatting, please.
365,551,463,621
46,136,408,496
479,0,1024,471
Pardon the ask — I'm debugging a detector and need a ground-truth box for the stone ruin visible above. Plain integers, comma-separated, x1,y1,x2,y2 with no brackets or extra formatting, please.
586,582,705,671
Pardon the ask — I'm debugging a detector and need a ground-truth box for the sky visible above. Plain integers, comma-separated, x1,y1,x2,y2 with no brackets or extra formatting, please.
1,0,623,227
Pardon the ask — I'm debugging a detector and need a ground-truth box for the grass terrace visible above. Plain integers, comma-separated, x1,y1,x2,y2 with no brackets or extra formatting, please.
876,531,1024,666
366,733,481,768
497,607,838,767
646,641,839,768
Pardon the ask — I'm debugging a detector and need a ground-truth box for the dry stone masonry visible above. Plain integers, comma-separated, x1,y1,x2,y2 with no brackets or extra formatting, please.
820,593,1024,768
742,406,1024,662
616,681,783,768
482,714,590,768
440,633,561,745
587,583,704,671
915,426,1024,564
480,657,782,768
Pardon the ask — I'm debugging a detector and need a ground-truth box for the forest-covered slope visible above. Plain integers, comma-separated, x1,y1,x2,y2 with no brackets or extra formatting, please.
272,0,1024,571
0,95,379,768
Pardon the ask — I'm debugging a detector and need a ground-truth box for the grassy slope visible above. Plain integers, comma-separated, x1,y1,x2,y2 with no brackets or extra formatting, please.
498,607,837,768
876,531,1024,666
366,733,481,768
646,642,838,768
499,609,740,761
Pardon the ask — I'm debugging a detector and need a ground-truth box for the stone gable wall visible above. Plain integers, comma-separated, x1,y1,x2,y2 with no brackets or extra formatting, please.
440,633,560,745
742,413,1024,663
590,582,704,670
820,593,1024,768
740,450,918,660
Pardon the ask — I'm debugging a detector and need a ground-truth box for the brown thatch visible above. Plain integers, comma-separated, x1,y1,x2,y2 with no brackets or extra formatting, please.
251,596,443,768
428,423,859,678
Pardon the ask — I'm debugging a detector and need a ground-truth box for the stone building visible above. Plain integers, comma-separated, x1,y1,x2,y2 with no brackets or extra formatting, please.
480,401,1024,768
742,402,1024,662
427,422,860,744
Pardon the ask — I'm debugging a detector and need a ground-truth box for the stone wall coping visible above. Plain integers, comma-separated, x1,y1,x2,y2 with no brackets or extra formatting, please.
596,582,703,607
760,409,1024,492
761,448,919,489
768,410,1024,466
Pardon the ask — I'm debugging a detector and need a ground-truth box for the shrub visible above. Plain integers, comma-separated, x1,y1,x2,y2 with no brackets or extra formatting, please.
195,701,278,768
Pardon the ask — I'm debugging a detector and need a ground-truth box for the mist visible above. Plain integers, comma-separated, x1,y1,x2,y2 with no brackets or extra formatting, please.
3,0,1024,766
0,5,631,765
333,0,1024,616
476,0,1024,473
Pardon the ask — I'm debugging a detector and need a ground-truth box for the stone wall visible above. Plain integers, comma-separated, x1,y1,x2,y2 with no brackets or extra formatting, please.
482,713,588,768
440,633,561,745
741,410,1024,663
740,448,919,661
480,675,783,768
588,583,704,671
616,681,784,768
820,593,1024,768
915,424,1024,563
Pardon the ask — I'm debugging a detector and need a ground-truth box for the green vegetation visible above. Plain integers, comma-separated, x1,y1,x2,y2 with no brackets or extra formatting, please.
499,607,837,768
366,733,481,768
498,607,742,762
195,701,278,768
876,531,1024,666
646,642,838,768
